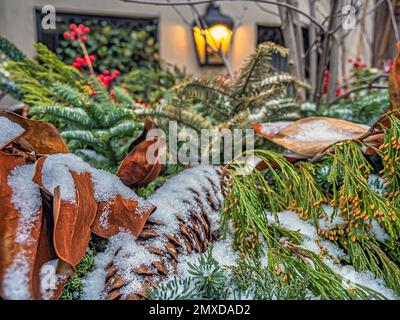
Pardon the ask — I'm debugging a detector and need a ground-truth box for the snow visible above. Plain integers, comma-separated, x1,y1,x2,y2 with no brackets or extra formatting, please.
149,165,223,234
81,247,116,300
258,121,293,137
99,203,111,230
39,259,67,300
40,153,152,214
82,165,223,299
2,252,31,300
8,164,41,245
270,210,397,299
0,116,25,148
284,120,360,142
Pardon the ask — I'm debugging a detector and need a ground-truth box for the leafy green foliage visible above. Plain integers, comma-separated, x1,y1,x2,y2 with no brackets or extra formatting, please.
0,35,26,62
318,91,389,125
145,42,306,132
60,249,96,300
149,247,311,300
56,21,159,74
120,64,185,103
2,40,142,170
29,80,141,170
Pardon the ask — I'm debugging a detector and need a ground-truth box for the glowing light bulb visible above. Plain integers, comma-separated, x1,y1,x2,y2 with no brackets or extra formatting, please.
209,25,230,41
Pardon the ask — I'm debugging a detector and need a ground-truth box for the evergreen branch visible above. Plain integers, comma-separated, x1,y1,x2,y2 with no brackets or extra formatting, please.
0,35,26,62
107,121,139,138
234,42,289,97
30,105,95,129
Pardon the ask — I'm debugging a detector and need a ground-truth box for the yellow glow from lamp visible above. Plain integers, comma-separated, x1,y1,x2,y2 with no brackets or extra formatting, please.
193,24,232,64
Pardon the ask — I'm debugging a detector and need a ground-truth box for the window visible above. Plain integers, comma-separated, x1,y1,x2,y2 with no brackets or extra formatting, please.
35,10,159,73
257,25,288,73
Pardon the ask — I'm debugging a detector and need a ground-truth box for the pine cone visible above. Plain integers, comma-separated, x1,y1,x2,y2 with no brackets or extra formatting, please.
98,166,225,300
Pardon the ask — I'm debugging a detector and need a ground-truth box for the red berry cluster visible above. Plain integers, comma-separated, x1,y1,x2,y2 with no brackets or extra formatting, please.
335,87,349,97
63,23,90,43
322,69,330,94
72,55,95,69
348,56,367,69
97,70,121,87
136,98,148,108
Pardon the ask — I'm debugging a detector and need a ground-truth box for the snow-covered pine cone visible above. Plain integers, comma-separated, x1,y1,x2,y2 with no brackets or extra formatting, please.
87,165,225,300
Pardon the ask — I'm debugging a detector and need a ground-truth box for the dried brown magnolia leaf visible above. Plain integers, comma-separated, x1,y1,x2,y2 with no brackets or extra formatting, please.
0,152,40,299
253,117,369,158
91,195,155,239
117,118,165,188
33,158,97,268
0,111,69,155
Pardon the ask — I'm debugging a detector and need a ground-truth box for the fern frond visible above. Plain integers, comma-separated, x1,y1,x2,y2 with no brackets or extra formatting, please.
175,77,231,103
234,42,289,96
112,86,135,106
103,108,136,127
107,121,139,138
61,130,105,148
137,104,213,132
51,82,88,106
30,105,95,129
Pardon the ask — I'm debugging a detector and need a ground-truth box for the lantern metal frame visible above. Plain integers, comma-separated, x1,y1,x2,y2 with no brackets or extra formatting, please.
192,3,234,67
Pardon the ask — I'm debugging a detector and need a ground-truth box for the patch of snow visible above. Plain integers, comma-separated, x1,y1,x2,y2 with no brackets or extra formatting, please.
39,259,67,300
0,116,25,149
2,252,31,300
258,121,293,137
270,210,397,299
40,154,152,214
82,166,223,298
99,203,111,230
284,120,361,142
81,246,117,300
8,164,41,245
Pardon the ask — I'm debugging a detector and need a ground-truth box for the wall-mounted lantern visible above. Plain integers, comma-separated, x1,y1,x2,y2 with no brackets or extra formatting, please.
192,3,234,67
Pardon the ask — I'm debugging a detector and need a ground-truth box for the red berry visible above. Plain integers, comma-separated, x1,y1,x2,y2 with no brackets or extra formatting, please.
89,55,95,62
71,31,77,37
83,27,90,34
70,23,77,30
112,70,120,77
63,32,70,39
81,36,87,43
78,24,85,30
103,70,110,76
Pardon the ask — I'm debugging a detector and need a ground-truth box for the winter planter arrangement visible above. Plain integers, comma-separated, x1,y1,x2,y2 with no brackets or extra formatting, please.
2,30,400,300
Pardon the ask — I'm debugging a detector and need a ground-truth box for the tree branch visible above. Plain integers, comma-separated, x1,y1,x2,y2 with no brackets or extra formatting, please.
122,0,326,31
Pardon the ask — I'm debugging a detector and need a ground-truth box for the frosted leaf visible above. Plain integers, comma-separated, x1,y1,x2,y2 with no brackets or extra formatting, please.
40,154,149,209
8,164,41,245
0,116,25,149
2,252,31,300
259,121,293,137
284,120,360,142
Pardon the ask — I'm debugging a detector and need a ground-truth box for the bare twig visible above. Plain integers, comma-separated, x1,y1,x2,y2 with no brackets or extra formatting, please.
122,0,326,31
386,0,399,42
